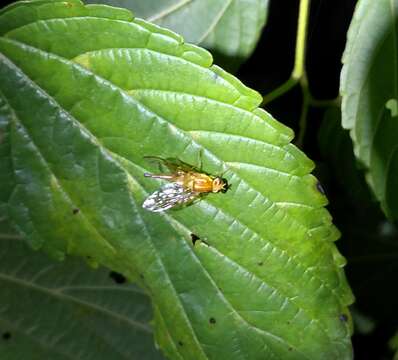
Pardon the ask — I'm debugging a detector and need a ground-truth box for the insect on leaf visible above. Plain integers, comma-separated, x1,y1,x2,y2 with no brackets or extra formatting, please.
0,1,353,359
142,182,198,212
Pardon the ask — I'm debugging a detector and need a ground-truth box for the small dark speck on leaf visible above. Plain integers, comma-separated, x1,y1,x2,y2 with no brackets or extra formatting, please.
72,208,80,215
109,271,126,284
2,332,11,340
339,314,348,322
178,341,184,346
191,233,210,246
288,347,293,352
191,233,200,245
209,317,216,325
316,181,325,194
258,261,263,266
212,71,219,81
140,273,144,279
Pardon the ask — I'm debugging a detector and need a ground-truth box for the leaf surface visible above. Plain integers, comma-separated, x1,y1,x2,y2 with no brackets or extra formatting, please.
0,1,353,359
84,0,270,71
340,0,398,220
0,218,163,360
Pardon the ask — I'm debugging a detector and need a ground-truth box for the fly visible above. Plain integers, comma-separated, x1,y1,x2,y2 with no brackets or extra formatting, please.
142,156,229,212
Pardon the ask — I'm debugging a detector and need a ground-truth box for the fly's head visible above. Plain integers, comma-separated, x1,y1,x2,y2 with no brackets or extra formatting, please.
212,177,230,193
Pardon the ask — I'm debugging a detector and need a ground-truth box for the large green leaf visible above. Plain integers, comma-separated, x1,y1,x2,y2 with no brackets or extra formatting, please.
340,0,398,220
0,217,163,360
0,1,353,359
84,0,269,71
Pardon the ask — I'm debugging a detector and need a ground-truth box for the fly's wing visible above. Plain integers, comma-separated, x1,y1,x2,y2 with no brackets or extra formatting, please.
144,156,199,174
142,183,198,212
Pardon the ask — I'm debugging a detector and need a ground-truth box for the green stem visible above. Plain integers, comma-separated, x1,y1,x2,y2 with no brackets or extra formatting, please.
262,0,311,106
261,78,297,105
295,76,310,148
309,96,341,108
292,0,311,80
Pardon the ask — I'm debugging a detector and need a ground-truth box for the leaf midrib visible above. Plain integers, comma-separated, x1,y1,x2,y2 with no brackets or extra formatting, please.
196,0,233,44
146,0,193,22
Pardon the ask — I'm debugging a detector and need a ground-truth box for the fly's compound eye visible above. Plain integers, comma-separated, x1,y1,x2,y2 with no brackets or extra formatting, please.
213,177,229,193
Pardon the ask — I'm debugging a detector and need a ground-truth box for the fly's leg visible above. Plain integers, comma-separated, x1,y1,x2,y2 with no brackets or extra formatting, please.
197,148,204,172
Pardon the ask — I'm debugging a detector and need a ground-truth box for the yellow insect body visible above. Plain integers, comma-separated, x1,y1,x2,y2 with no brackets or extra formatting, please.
151,171,226,193
142,157,228,212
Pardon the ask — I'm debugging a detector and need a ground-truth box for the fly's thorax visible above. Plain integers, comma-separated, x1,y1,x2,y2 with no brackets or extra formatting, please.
185,172,214,193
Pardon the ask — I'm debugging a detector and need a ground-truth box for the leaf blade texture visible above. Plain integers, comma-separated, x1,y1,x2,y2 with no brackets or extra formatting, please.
340,0,398,220
84,0,270,71
0,1,353,359
0,217,164,360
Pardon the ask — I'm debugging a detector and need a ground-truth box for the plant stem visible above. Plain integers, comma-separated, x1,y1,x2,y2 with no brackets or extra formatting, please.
292,0,311,80
293,0,311,147
296,75,310,147
262,0,311,106
309,96,341,108
261,78,297,105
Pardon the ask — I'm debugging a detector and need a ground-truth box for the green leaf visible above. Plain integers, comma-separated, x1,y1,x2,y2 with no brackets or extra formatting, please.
0,218,163,360
84,0,270,71
340,0,398,220
390,331,398,360
0,1,353,359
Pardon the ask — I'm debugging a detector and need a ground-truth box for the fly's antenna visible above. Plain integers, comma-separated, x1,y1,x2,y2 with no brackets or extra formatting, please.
219,164,231,178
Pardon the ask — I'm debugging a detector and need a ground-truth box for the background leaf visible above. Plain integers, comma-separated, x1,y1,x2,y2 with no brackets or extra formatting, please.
0,1,353,359
84,0,270,71
340,0,398,220
0,217,163,360
317,106,398,359
318,107,373,207
390,331,398,360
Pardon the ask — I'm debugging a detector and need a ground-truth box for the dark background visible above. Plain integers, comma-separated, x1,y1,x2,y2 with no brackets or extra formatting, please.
2,0,397,358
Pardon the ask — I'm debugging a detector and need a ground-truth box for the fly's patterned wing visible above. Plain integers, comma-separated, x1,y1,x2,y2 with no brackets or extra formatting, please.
144,156,200,174
142,183,199,212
